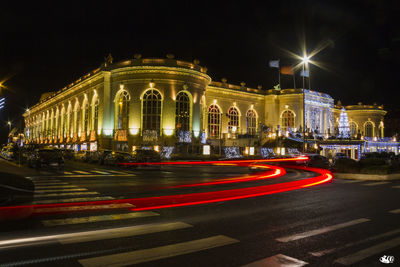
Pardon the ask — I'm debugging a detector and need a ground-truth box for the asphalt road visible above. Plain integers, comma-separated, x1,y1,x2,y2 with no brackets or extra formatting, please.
0,158,399,266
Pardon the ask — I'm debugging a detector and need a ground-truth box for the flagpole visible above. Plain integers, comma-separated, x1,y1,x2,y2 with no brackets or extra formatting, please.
302,63,306,153
278,66,281,89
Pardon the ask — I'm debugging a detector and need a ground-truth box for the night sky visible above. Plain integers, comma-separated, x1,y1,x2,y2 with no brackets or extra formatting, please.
0,1,399,142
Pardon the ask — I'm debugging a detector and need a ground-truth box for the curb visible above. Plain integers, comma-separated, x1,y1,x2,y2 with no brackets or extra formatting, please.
334,172,400,181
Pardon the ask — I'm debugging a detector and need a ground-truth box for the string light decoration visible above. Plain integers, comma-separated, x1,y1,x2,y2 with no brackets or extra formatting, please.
338,108,350,138
178,130,192,143
261,148,275,158
223,147,241,158
161,146,174,159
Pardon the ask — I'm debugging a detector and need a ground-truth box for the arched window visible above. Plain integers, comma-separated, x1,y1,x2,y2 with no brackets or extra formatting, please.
246,109,257,135
61,107,66,138
84,102,89,133
349,121,357,136
93,99,99,132
175,91,190,131
55,108,59,137
75,103,80,135
142,89,162,132
68,104,73,136
116,91,130,129
228,107,239,133
364,121,374,137
208,104,221,138
281,110,295,131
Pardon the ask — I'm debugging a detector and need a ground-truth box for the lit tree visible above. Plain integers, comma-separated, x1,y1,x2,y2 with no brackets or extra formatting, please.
338,108,350,138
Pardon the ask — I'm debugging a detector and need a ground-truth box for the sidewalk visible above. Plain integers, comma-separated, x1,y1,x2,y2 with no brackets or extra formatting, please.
334,172,400,181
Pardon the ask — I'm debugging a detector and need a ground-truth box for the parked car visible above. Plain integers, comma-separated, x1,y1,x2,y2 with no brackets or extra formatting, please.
73,151,86,161
99,149,113,165
62,149,75,160
132,149,161,163
85,151,102,163
1,146,15,160
27,148,64,170
306,154,331,169
334,152,348,160
103,151,135,166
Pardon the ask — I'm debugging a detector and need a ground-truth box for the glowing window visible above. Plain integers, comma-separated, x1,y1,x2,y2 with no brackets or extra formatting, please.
142,89,162,132
228,107,239,133
349,121,357,136
93,99,99,131
175,92,190,131
84,103,89,133
116,91,130,130
208,104,221,138
364,121,374,137
281,110,295,131
246,109,257,135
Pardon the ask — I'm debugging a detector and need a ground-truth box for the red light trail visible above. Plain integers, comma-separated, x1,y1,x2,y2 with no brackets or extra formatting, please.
0,157,334,219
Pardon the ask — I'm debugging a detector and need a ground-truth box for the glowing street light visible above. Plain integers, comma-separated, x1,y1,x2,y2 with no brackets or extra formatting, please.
302,55,310,64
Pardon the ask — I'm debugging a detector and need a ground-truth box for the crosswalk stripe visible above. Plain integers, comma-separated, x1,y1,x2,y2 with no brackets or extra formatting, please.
0,222,192,249
242,254,308,267
78,235,239,266
35,185,78,189
73,170,91,174
33,196,115,204
93,170,110,175
334,236,400,265
42,211,159,226
276,218,370,243
389,208,400,214
34,191,100,198
363,182,390,186
35,188,89,193
107,170,127,174
33,203,134,214
63,171,74,175
392,185,400,188
33,182,69,186
309,228,400,257
40,171,53,175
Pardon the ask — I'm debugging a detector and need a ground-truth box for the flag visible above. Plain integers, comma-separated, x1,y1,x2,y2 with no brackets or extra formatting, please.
269,60,279,68
280,66,294,75
300,69,310,77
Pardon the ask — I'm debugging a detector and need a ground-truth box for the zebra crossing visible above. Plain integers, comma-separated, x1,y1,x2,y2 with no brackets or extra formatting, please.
32,178,115,205
37,169,135,177
2,202,400,266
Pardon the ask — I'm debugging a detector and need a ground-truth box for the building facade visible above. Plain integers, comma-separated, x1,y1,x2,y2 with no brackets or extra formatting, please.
23,55,396,158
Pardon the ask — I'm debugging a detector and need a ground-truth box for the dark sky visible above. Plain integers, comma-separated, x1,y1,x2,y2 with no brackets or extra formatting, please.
0,0,399,141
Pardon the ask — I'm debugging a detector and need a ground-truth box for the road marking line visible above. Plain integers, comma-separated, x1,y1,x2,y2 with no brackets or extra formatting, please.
242,254,308,267
35,188,89,193
93,170,110,175
34,203,134,213
42,211,159,226
78,235,238,266
309,228,400,257
342,180,365,183
276,218,370,243
35,185,78,189
73,170,91,174
35,191,100,198
33,182,69,186
106,170,127,174
334,236,400,265
392,185,400,188
63,171,74,175
363,182,390,186
0,222,192,249
40,171,53,175
33,196,115,204
389,208,400,214
59,174,132,178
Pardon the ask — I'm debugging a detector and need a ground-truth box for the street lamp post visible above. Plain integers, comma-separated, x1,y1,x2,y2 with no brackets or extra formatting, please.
301,55,310,153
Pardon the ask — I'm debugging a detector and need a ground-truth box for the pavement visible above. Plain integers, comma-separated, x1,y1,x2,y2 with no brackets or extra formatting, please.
0,158,399,266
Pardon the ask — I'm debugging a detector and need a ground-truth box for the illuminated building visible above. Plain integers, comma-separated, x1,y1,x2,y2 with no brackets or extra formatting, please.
22,55,397,157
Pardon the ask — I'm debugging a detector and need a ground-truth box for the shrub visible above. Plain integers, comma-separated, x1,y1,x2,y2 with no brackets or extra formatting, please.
360,165,389,175
333,158,359,173
359,158,387,167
